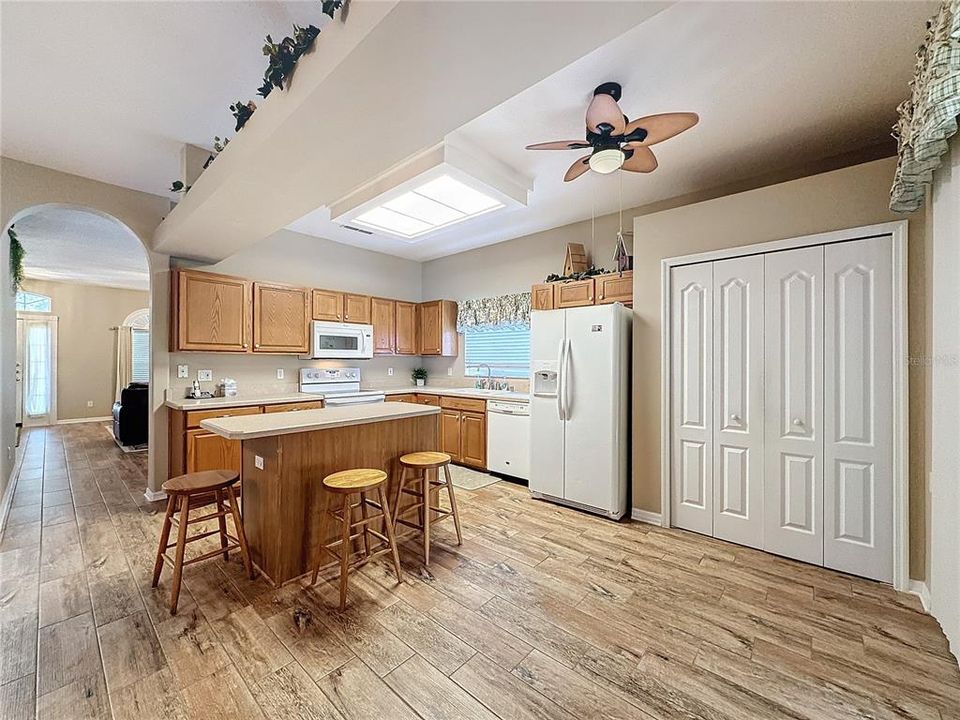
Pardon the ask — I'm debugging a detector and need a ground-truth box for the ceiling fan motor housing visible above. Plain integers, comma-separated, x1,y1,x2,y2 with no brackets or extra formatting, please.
593,81,622,101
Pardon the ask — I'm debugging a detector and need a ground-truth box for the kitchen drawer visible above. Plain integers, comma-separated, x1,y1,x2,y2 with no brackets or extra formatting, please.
185,405,262,429
415,394,440,406
386,394,418,403
263,401,324,413
440,396,486,413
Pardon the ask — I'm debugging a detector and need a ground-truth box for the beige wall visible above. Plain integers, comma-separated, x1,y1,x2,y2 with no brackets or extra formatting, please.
21,279,150,420
630,157,929,579
0,157,171,500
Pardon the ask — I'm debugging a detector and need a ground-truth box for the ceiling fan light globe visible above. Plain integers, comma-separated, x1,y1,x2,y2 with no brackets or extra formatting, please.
589,148,625,174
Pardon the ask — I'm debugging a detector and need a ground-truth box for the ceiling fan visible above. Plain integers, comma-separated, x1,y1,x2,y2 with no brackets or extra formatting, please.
526,82,699,182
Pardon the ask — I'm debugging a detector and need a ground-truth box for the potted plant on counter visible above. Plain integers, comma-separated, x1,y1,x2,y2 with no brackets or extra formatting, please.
412,367,428,387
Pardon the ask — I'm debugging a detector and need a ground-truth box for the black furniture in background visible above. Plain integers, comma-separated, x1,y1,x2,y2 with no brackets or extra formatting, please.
112,382,149,447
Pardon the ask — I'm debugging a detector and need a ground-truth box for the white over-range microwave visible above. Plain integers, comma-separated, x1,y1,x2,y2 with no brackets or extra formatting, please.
307,320,374,359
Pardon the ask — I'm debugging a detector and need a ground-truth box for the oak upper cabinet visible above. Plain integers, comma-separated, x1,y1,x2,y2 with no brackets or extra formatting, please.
171,269,251,352
418,300,458,356
440,410,462,461
253,282,310,353
371,297,396,354
312,289,343,321
343,293,372,324
595,271,633,305
395,301,418,355
531,283,555,311
460,411,487,468
555,279,595,308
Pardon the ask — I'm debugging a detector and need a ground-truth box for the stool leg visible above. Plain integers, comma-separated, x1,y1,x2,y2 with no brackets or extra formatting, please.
311,490,331,586
169,495,190,614
215,489,230,561
338,494,352,610
359,491,371,558
378,485,403,585
443,464,463,546
392,466,406,530
226,484,254,580
152,494,176,587
422,471,431,566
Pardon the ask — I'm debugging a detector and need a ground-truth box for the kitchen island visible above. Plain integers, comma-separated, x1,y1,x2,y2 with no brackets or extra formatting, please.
201,402,440,585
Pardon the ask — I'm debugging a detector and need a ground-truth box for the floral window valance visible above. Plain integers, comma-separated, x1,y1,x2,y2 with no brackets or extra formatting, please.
456,292,531,332
890,0,960,212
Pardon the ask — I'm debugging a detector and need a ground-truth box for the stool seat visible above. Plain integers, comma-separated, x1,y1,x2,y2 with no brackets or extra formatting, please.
323,468,387,492
163,469,238,495
400,451,452,469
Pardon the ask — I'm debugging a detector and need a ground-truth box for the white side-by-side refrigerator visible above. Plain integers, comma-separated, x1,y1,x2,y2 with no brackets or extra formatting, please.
530,302,631,519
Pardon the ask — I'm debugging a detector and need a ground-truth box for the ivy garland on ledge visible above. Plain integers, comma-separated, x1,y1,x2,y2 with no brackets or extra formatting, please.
171,0,344,193
8,225,25,293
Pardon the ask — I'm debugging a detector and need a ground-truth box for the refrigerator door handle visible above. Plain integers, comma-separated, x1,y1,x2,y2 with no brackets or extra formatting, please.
562,337,572,420
556,338,566,420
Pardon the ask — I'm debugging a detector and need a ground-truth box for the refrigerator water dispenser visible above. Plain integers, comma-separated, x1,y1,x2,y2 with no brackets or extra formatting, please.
533,369,558,396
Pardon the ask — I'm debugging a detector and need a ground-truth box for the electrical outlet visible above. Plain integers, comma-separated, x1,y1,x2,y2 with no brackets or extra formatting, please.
177,365,188,379
276,368,284,380
387,367,394,376
197,369,212,382
86,401,94,408
254,455,264,470
447,367,453,376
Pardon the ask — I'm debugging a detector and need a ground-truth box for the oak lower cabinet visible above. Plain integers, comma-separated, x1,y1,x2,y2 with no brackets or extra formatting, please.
253,282,311,353
186,429,241,474
171,269,251,352
263,401,324,413
439,396,487,469
312,289,343,321
371,298,396,354
414,394,440,406
395,301,418,355
386,394,417,403
418,300,458,356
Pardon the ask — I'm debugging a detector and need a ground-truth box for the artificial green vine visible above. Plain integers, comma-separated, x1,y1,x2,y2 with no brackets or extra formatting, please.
8,225,25,293
170,1,344,194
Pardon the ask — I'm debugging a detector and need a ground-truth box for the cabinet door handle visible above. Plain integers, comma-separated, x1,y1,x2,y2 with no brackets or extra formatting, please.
255,343,260,348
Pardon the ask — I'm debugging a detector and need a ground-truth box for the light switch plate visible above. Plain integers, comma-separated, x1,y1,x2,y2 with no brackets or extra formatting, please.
197,369,213,382
86,401,94,408
276,369,284,380
177,365,188,379
388,368,394,376
447,367,453,376
254,455,264,470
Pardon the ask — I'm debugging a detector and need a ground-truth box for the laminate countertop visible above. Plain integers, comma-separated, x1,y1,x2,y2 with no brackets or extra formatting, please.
164,392,321,411
200,402,440,440
381,387,530,403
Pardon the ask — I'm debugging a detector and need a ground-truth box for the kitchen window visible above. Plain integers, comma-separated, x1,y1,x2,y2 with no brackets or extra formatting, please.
464,325,530,379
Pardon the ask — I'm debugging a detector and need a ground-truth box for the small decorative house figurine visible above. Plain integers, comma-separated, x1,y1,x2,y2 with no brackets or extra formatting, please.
563,243,589,276
613,230,632,272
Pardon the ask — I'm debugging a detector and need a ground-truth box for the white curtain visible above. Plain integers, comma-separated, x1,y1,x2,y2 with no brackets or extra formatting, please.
24,322,51,418
115,325,133,402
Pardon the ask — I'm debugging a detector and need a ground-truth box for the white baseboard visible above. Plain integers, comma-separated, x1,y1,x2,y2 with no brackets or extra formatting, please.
143,488,167,503
0,445,26,538
58,416,112,425
909,580,931,613
631,508,663,526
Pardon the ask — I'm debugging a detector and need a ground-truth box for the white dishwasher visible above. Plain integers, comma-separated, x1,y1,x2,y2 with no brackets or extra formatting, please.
486,400,531,481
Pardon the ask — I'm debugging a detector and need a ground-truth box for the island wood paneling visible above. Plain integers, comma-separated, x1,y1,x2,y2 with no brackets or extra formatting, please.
240,413,439,585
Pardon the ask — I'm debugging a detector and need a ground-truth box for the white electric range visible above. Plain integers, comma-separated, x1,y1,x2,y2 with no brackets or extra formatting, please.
299,368,385,406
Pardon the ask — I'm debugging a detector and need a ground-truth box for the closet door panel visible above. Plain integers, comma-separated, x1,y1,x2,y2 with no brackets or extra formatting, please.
763,246,824,565
670,262,713,535
712,255,764,549
824,236,893,582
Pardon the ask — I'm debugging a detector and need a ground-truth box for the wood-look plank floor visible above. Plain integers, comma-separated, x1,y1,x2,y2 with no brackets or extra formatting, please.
1,424,957,720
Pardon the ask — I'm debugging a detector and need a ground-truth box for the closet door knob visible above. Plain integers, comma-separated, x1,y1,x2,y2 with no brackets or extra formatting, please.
792,417,803,426
730,414,740,422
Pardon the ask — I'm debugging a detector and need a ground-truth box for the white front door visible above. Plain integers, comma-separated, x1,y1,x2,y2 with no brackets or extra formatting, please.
763,246,824,565
15,318,23,426
712,255,765,549
823,236,894,582
670,262,714,535
20,314,58,427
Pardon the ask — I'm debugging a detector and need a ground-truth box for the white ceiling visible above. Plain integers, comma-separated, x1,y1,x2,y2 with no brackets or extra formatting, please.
14,206,149,291
288,1,934,260
0,1,325,199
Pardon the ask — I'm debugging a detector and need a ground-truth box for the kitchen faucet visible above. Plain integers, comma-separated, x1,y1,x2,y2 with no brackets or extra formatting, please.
474,364,492,389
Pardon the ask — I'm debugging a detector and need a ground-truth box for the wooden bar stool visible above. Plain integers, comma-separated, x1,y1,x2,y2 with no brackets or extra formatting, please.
392,452,463,565
151,469,253,614
310,468,403,610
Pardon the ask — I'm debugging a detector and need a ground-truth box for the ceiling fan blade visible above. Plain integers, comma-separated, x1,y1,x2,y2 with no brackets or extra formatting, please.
525,140,591,151
564,155,591,182
585,93,626,135
624,112,699,145
622,146,658,173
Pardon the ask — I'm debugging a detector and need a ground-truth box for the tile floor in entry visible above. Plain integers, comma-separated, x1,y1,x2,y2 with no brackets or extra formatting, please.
0,423,957,720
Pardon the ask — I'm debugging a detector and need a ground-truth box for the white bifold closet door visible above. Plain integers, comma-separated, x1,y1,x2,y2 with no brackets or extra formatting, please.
713,255,765,549
822,236,893,581
763,246,825,566
670,262,713,535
